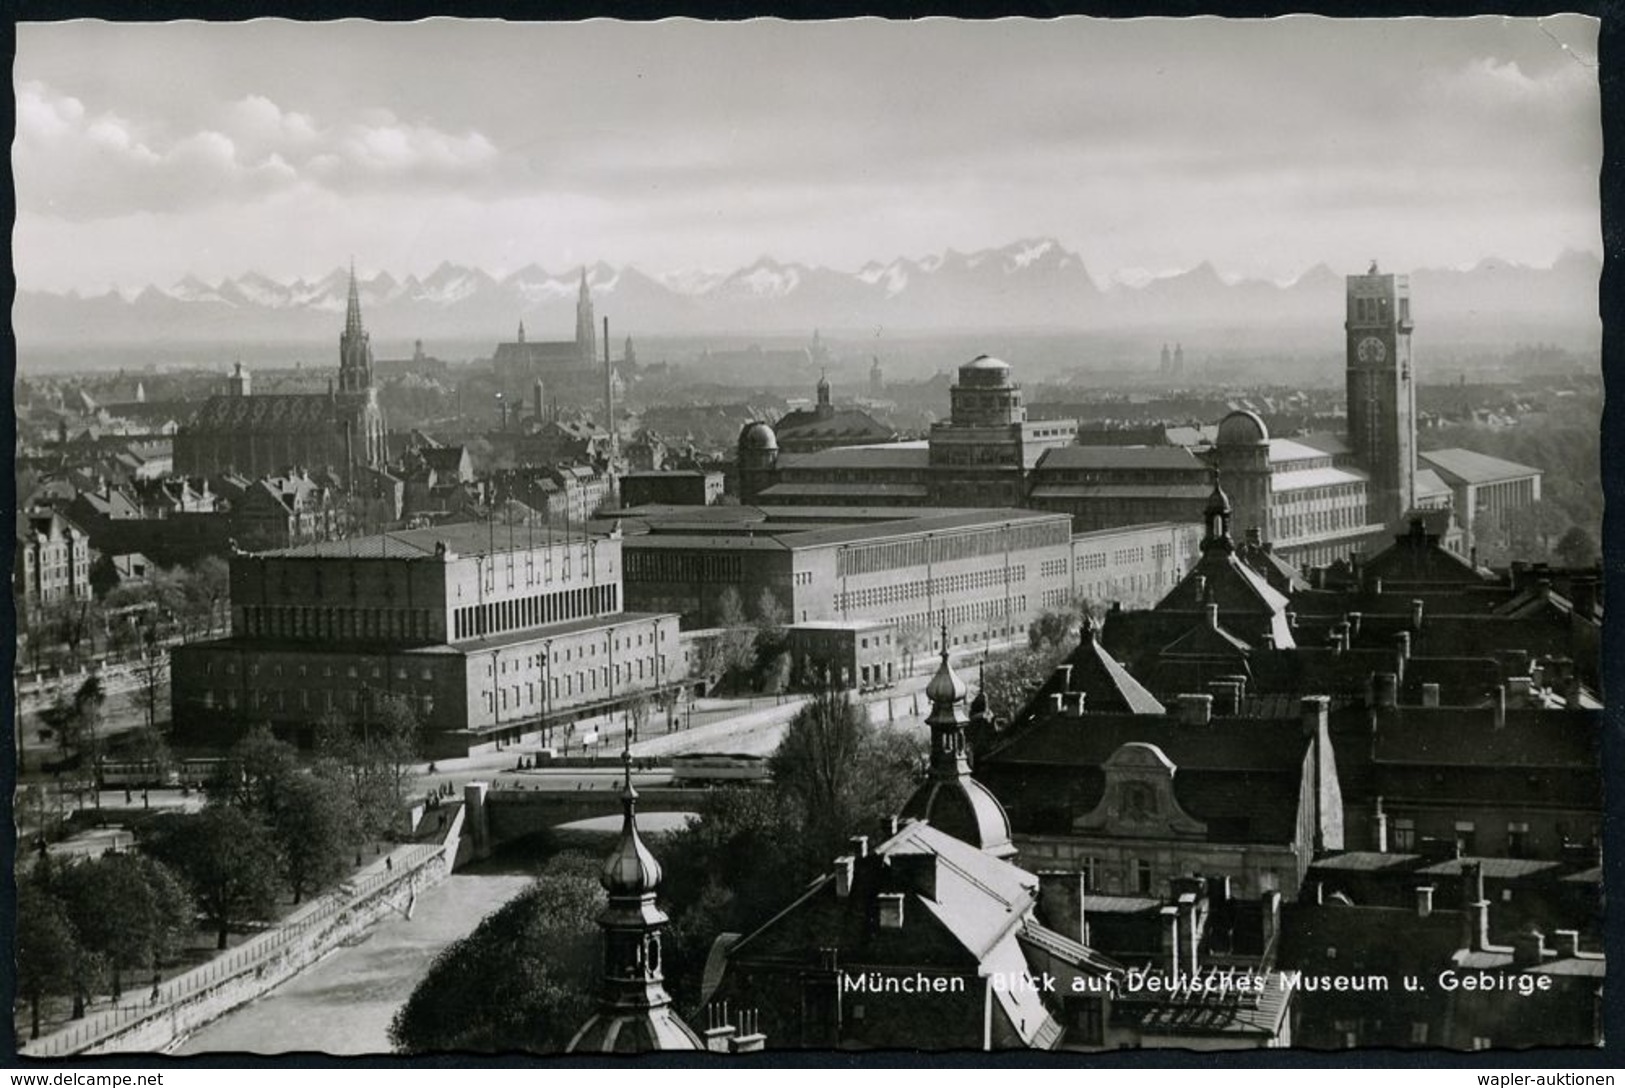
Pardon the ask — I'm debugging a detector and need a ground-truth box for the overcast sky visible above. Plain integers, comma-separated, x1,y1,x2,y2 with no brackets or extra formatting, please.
14,16,1603,293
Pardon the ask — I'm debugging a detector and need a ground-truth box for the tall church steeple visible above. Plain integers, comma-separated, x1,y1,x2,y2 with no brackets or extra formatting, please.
566,747,702,1053
576,268,597,370
338,261,374,394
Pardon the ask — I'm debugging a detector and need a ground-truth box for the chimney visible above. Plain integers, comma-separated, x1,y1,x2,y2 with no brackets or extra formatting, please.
1421,683,1441,707
1415,885,1435,918
1347,611,1363,639
1373,673,1398,709
1261,890,1282,953
1066,692,1086,718
1178,693,1213,726
834,855,855,898
1161,905,1183,984
1180,892,1201,977
729,1009,766,1053
1037,871,1088,945
849,835,869,859
1512,928,1548,969
1369,576,1383,596
1207,679,1241,716
1056,664,1074,691
1492,685,1507,729
1374,797,1389,853
1508,676,1533,706
1051,692,1065,713
1300,694,1330,738
1245,527,1262,547
1205,602,1220,629
1192,574,1206,601
1394,631,1411,661
1552,929,1582,959
533,378,544,422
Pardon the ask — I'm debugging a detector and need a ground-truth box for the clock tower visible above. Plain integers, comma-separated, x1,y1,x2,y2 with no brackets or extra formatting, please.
1345,262,1416,530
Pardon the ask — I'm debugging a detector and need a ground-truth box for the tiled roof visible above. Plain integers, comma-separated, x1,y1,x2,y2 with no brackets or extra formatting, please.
1268,438,1335,464
1034,446,1206,471
1420,447,1542,485
262,522,574,559
774,407,896,442
981,716,1311,844
1029,630,1166,717
184,393,365,432
776,444,931,471
1270,465,1367,491
1028,484,1211,501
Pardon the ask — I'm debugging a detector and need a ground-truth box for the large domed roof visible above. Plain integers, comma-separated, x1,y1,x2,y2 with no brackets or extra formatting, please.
1216,409,1269,447
962,354,1011,372
738,421,778,451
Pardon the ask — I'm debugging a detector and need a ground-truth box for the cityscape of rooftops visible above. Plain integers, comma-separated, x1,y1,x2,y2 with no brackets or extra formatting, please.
9,13,1609,1070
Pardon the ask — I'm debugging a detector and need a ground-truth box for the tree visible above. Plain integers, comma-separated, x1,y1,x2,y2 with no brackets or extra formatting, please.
768,683,925,874
53,852,192,1000
16,878,79,1038
388,855,604,1053
270,772,360,903
1028,606,1083,654
713,586,758,694
141,807,283,950
979,644,1069,725
315,696,420,841
130,628,168,732
226,724,301,818
1554,525,1599,568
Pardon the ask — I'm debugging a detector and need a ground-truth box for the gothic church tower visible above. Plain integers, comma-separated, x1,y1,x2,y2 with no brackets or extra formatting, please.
338,263,374,394
576,269,597,369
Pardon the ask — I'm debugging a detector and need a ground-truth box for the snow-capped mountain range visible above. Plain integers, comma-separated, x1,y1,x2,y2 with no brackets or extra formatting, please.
16,238,1601,347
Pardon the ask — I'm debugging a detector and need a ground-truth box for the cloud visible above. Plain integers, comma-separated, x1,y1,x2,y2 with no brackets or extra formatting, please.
13,81,509,220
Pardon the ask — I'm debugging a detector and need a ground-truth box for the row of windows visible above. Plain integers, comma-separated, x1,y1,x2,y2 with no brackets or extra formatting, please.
1351,295,1391,323
207,658,434,682
836,521,1067,578
890,599,1029,639
472,542,597,594
241,605,434,642
200,687,435,717
485,656,660,714
835,566,1026,612
452,583,617,640
1039,558,1069,578
1277,505,1363,541
1111,546,1146,565
624,552,745,585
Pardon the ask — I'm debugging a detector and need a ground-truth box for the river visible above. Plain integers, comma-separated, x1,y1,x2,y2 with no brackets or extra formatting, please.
173,863,542,1056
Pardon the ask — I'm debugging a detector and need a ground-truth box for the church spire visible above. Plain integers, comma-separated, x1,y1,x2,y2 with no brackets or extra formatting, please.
575,266,597,369
344,259,364,339
338,259,374,394
566,743,701,1053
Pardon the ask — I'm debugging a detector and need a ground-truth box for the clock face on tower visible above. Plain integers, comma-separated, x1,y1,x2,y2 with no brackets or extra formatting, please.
1356,336,1387,364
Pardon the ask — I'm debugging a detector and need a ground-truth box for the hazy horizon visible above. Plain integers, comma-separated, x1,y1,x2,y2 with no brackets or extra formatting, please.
15,17,1603,295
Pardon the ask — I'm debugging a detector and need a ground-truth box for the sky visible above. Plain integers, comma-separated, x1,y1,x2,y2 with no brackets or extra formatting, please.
13,16,1604,294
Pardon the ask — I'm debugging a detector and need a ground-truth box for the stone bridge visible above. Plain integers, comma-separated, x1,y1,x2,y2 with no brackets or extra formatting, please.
461,779,721,856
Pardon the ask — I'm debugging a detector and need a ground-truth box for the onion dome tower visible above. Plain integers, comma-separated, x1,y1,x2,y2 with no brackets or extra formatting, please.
899,626,1015,857
1200,469,1235,556
566,749,702,1054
